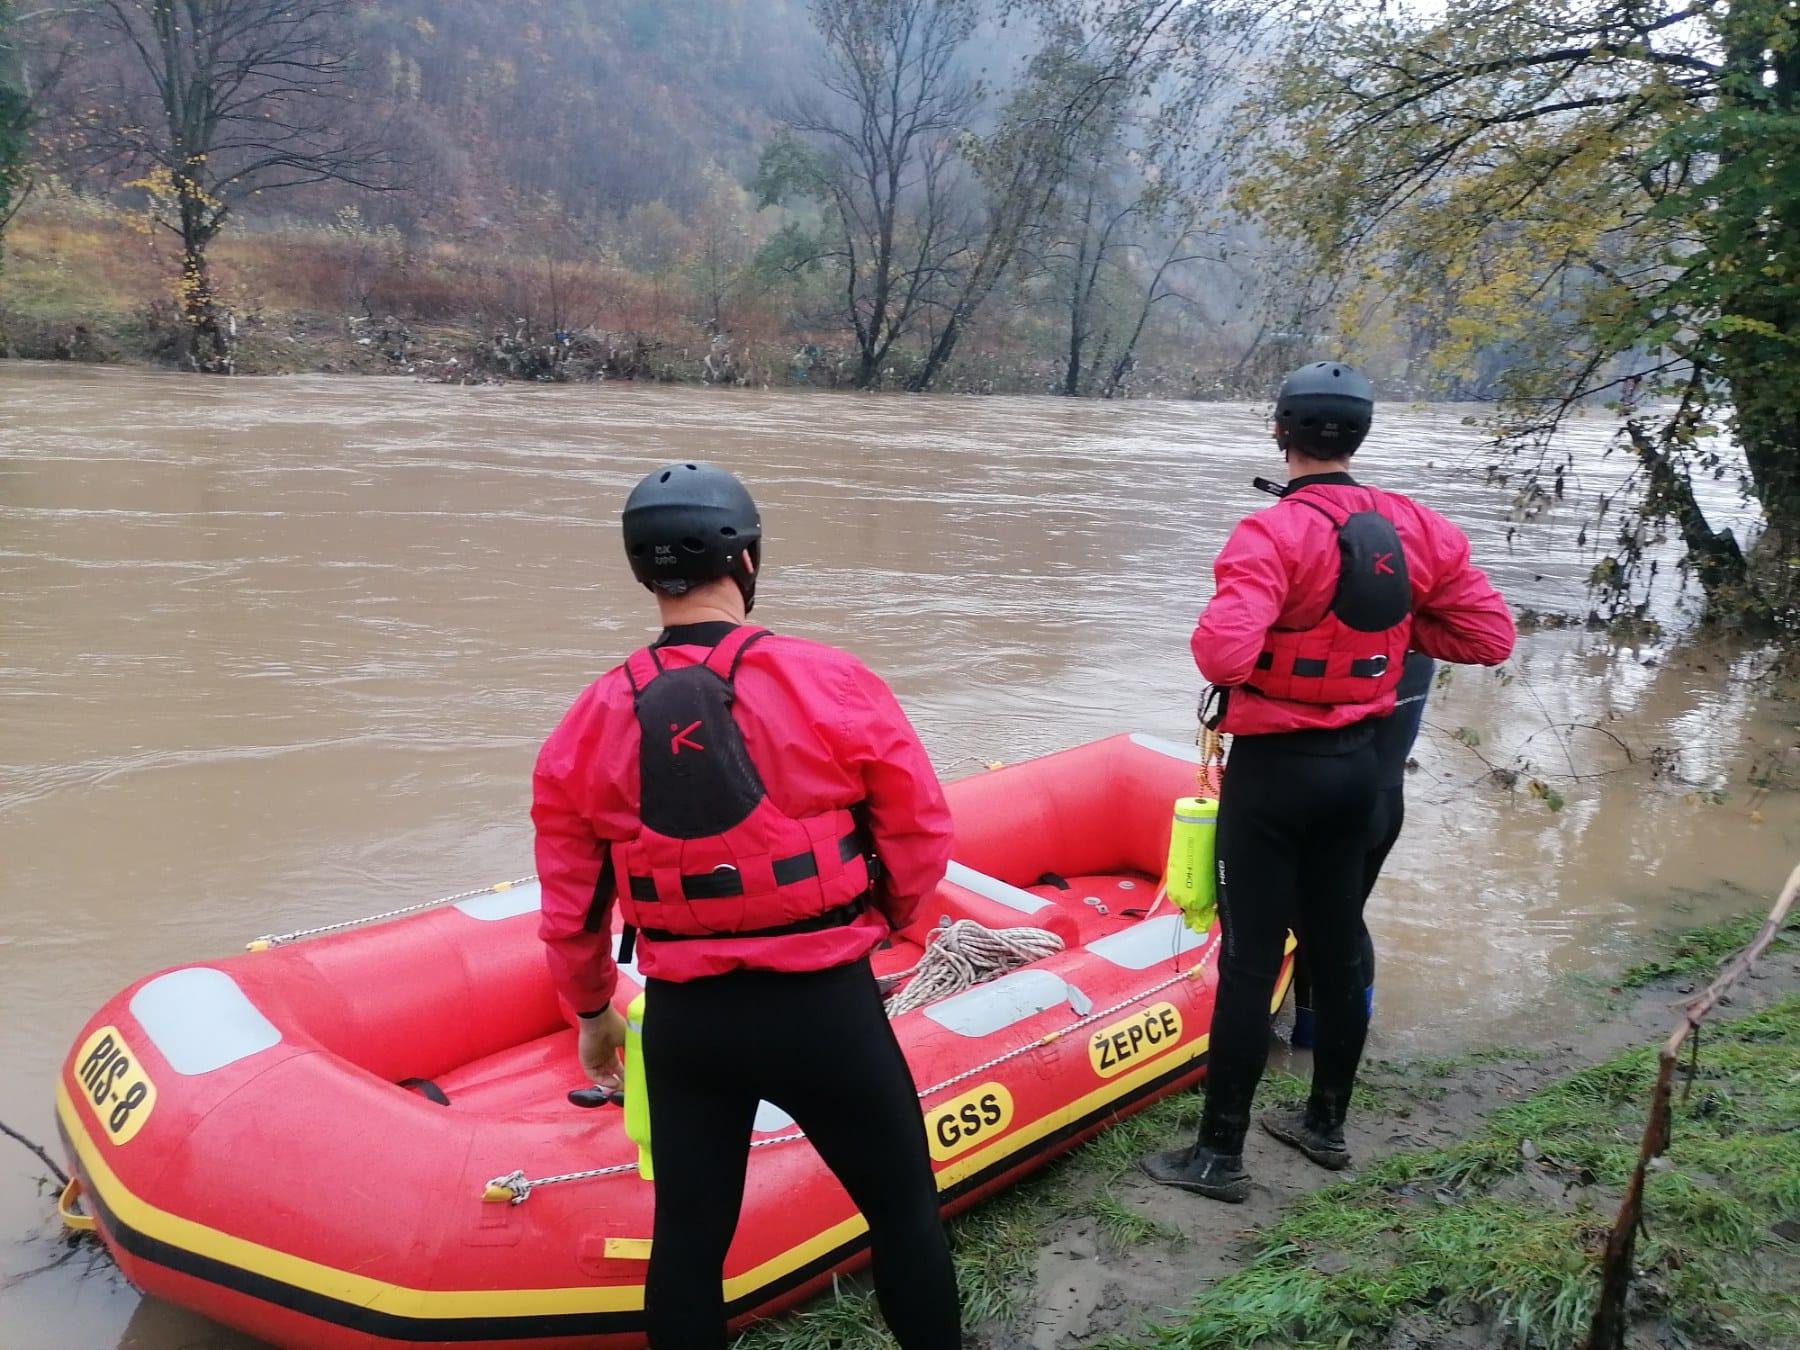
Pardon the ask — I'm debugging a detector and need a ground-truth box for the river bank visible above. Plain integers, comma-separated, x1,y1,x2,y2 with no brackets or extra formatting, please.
0,207,1257,395
744,905,1800,1350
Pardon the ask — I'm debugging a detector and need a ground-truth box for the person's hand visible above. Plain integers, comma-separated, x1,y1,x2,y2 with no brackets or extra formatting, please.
578,1005,627,1086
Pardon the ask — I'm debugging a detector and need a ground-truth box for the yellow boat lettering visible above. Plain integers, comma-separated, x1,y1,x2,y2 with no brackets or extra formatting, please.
72,1024,157,1146
1089,1002,1183,1079
926,1083,1013,1161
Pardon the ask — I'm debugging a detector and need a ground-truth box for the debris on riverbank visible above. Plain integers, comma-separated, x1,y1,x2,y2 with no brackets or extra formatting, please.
0,211,1259,396
743,904,1800,1350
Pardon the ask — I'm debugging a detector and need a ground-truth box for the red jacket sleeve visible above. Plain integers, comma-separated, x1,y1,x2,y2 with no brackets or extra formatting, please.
532,727,618,1015
1192,514,1290,686
1409,521,1516,667
841,662,952,929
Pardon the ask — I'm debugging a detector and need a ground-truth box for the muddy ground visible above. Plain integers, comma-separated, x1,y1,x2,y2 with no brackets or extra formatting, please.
990,944,1800,1349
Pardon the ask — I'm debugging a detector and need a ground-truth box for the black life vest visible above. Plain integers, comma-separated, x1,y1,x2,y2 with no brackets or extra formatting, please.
613,626,872,949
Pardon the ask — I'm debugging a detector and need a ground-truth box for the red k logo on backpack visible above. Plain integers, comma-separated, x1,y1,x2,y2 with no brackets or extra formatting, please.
669,721,704,755
1373,552,1395,576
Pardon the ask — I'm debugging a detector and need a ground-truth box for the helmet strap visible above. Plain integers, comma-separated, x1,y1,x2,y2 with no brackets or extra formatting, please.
733,559,758,616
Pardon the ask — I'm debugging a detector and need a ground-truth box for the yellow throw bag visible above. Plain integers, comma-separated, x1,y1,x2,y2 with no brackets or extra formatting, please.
623,992,653,1181
1165,796,1219,935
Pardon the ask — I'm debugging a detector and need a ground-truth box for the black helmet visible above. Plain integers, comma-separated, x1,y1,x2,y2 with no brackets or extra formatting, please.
1274,361,1375,457
622,462,763,611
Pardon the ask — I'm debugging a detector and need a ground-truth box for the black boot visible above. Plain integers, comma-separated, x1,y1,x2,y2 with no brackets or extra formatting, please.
1260,1099,1350,1171
1137,1143,1251,1202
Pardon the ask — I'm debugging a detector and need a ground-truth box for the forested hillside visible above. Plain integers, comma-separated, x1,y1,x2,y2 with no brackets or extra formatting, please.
25,0,812,229
342,0,813,231
5,0,1267,394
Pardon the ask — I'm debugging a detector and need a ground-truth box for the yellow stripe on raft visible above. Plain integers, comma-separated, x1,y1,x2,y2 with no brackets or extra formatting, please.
56,957,1292,1321
57,1079,642,1316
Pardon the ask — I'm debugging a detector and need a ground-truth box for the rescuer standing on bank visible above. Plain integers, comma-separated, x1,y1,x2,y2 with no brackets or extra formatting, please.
1288,648,1434,1049
532,464,961,1347
1142,363,1515,1202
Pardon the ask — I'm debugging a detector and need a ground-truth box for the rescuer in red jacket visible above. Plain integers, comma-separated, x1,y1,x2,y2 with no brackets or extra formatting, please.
1141,362,1515,1203
532,464,960,1348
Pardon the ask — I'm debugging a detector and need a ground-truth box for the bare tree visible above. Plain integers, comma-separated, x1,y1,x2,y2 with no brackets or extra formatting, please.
0,2,30,253
1053,157,1116,392
689,174,751,336
758,0,978,390
1,1,87,251
1048,170,1214,398
1044,94,1143,396
1096,225,1213,397
80,0,388,371
903,1,1198,392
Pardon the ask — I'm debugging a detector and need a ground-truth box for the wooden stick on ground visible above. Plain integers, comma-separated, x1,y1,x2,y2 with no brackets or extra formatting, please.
1585,862,1800,1350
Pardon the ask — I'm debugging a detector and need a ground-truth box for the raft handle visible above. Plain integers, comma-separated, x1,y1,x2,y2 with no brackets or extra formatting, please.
399,1077,451,1106
58,1176,96,1234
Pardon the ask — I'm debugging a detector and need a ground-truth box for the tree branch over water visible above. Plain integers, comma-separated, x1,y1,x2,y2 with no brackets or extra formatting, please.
0,1117,68,1189
1224,0,1800,631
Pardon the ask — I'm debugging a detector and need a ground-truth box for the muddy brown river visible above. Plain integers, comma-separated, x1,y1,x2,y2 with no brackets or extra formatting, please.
1,362,1793,1346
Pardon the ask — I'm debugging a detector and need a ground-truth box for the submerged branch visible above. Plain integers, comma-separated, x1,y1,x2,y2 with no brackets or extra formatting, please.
0,1118,69,1188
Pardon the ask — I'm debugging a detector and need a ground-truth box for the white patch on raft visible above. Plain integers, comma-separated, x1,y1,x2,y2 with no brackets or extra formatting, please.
944,862,1051,914
923,968,1068,1036
454,883,543,921
754,1102,796,1133
1128,732,1204,764
1086,914,1208,971
129,968,282,1075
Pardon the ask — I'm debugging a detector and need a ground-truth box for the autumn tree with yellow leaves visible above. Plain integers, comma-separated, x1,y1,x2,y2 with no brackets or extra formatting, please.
76,0,389,371
1232,0,1800,627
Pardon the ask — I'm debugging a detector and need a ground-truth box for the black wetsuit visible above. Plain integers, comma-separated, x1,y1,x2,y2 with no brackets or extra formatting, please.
1199,652,1437,1152
642,958,961,1349
1200,720,1380,1153
1292,652,1435,1012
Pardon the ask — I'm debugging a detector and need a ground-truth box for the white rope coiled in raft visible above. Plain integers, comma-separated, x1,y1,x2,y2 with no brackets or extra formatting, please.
881,918,1065,1017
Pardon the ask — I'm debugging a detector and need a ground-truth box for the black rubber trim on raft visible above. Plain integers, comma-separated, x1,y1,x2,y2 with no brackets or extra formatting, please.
51,1121,630,1342
62,1048,1213,1343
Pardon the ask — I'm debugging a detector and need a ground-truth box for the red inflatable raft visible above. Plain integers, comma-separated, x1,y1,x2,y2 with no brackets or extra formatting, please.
55,733,1292,1348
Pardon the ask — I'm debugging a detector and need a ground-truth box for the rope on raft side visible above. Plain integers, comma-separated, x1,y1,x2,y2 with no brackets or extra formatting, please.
246,875,538,950
882,918,1065,1017
487,922,1222,1204
246,874,1184,1205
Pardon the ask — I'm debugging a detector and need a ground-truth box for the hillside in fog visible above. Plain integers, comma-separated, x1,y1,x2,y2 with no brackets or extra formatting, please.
34,0,819,229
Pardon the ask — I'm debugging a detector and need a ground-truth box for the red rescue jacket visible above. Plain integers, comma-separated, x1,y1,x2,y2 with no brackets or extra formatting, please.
1194,473,1515,736
533,621,952,1012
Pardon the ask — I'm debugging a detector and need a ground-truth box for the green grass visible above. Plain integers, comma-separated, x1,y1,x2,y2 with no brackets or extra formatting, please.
1089,1190,1186,1249
746,908,1800,1348
736,1067,1444,1346
1620,906,1800,989
1388,1044,1533,1080
734,1283,889,1350
732,1135,1080,1348
1112,994,1800,1349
